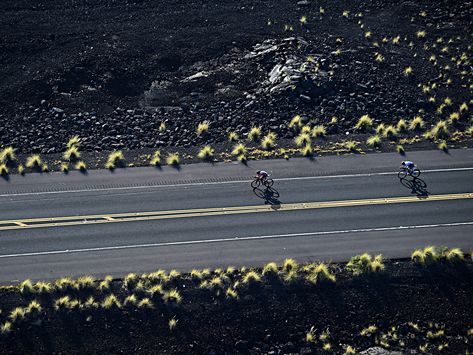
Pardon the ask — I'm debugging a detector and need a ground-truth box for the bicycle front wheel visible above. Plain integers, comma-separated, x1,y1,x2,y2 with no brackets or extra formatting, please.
251,179,261,188
411,168,421,178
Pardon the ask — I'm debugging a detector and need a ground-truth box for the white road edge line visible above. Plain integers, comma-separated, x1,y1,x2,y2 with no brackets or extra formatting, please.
1,221,472,259
1,166,473,198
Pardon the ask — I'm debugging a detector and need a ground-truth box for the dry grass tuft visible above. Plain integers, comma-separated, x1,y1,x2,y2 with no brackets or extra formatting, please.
124,294,138,307
445,248,464,263
376,123,386,135
438,140,448,152
163,289,182,304
63,146,81,161
61,163,69,173
311,125,326,138
168,317,178,330
9,307,26,322
355,115,373,131
0,321,12,334
55,277,74,291
237,154,247,163
106,150,125,169
196,121,209,136
75,276,95,291
261,132,277,150
232,143,247,156
26,155,43,169
360,325,378,336
228,132,239,141
0,146,16,163
283,258,298,272
411,246,445,266
98,276,113,291
166,153,180,166
225,288,238,300
242,271,262,284
425,121,450,140
409,116,425,131
75,161,87,172
137,298,154,309
262,262,279,276
123,273,139,290
54,296,71,311
383,125,398,140
448,112,461,124
346,253,384,275
289,115,302,129
35,281,53,294
26,300,42,314
248,127,262,141
396,119,408,132
197,146,215,160
367,135,381,147
0,164,8,176
307,263,336,284
19,279,35,294
295,133,311,147
150,150,161,166
101,294,122,309
67,136,81,149
301,144,313,157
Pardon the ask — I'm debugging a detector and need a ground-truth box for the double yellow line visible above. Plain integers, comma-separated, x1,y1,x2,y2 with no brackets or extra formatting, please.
0,192,472,231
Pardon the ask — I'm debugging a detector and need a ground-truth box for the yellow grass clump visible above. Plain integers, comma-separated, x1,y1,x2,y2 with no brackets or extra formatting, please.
354,115,373,131
409,116,425,131
248,127,262,141
166,153,180,166
289,115,302,128
197,146,215,160
196,121,209,136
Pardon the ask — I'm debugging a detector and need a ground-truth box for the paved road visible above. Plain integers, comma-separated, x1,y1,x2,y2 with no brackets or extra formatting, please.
0,149,472,283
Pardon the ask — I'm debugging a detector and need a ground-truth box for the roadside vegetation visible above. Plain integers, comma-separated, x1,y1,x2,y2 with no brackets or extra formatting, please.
2,107,470,174
0,247,471,353
1,106,472,174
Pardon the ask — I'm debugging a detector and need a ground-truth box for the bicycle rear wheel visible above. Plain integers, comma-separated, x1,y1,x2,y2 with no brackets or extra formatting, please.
264,178,274,187
398,170,407,179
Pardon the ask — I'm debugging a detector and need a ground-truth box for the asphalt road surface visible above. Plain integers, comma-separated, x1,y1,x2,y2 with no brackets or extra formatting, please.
0,149,472,283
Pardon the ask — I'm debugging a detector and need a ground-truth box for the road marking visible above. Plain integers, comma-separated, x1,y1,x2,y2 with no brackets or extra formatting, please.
1,166,472,198
1,221,472,259
13,221,28,227
0,192,472,231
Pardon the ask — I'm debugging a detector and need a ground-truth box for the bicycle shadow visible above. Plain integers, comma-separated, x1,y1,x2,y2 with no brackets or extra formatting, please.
253,186,282,208
399,177,429,198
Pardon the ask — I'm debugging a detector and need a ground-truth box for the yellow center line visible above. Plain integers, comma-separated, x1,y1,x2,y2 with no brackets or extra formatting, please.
0,192,472,232
13,221,28,227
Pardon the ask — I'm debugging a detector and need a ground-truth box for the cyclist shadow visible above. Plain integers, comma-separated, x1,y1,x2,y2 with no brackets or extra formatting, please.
253,186,282,208
399,177,429,198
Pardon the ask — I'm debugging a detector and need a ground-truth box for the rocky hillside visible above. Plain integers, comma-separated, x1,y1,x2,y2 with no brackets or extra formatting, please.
0,0,471,155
